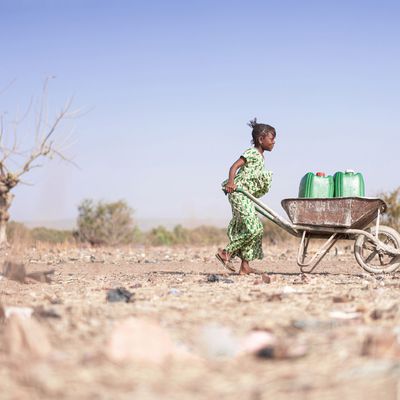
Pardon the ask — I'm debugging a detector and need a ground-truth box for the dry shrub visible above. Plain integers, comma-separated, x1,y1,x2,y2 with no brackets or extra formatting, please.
146,225,226,246
6,221,33,246
147,226,176,246
184,225,226,245
145,221,292,247
77,199,136,246
380,187,400,232
7,221,75,249
262,219,293,245
31,227,74,244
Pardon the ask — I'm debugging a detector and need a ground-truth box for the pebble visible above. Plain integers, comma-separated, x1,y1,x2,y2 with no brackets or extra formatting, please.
106,288,134,303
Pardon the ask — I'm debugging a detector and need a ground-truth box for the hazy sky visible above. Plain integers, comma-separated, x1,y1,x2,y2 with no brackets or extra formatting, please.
1,0,399,227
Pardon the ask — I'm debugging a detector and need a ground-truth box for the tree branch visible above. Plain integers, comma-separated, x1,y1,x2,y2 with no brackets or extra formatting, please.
15,96,77,179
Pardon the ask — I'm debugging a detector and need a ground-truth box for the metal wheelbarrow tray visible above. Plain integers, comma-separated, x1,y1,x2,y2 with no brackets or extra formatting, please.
281,197,387,229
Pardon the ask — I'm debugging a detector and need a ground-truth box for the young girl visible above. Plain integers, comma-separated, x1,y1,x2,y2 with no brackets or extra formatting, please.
216,118,276,274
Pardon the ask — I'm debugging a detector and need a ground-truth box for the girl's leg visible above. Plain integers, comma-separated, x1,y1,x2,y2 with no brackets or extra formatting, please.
223,192,264,274
226,193,263,257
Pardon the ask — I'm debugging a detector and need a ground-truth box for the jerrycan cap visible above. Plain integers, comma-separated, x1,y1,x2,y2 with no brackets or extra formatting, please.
345,169,355,174
316,172,326,177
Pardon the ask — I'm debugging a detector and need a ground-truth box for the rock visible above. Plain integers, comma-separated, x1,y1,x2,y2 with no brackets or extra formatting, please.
168,288,181,296
207,274,220,283
240,330,307,360
130,283,142,289
240,330,277,353
256,342,307,359
294,274,314,285
33,306,62,319
264,293,283,302
2,261,26,283
261,274,271,283
106,317,186,364
199,324,239,358
106,288,134,303
361,331,400,359
254,274,271,285
1,306,34,319
282,286,297,294
329,310,362,320
3,315,52,358
332,294,354,303
370,304,398,320
2,261,54,284
26,270,55,283
291,319,337,331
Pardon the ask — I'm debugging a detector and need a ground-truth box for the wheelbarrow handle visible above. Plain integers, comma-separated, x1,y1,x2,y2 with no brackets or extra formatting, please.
221,187,299,237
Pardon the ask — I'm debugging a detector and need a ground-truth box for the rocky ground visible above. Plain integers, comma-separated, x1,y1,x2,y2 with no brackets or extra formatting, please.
1,244,400,399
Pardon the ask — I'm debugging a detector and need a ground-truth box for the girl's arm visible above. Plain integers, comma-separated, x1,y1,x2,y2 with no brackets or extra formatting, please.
225,157,245,193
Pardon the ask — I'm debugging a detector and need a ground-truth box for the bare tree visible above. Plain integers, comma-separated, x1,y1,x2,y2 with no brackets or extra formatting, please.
0,78,78,247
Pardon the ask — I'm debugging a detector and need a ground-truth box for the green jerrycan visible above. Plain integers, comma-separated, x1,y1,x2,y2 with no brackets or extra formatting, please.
298,172,334,198
334,170,365,197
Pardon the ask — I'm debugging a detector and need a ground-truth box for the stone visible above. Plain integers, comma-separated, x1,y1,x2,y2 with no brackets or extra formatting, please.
3,315,52,358
361,331,400,359
106,317,185,364
2,261,26,283
106,288,134,303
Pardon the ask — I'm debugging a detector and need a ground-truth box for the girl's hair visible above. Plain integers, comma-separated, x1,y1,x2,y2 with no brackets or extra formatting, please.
248,118,276,145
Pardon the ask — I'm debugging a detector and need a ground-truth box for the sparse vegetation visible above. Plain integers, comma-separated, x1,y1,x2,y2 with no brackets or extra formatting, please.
6,221,74,245
76,199,136,246
6,221,32,245
31,227,74,244
147,225,177,246
146,225,227,246
6,211,294,248
380,187,400,231
145,219,292,247
263,219,293,244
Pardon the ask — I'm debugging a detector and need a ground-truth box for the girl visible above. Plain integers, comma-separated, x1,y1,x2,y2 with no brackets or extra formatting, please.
216,118,276,274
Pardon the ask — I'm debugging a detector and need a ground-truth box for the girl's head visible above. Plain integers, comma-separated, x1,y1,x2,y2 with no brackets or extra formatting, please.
248,118,276,151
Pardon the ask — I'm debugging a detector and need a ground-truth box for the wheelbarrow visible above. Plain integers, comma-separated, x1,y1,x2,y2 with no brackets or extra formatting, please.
235,188,400,274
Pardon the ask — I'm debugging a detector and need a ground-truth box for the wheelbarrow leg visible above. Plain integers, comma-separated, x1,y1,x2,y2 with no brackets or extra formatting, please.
297,232,339,273
298,231,311,264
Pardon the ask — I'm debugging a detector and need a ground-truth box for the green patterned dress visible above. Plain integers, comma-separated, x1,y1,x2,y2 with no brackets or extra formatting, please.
222,148,273,261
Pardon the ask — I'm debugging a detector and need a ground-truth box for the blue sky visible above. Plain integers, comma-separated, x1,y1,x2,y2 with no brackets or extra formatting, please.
1,0,399,227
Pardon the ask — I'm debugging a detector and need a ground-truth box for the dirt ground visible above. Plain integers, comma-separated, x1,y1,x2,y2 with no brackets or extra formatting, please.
1,244,400,400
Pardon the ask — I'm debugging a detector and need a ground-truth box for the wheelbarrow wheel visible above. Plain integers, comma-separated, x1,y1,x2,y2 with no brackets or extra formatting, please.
354,225,400,273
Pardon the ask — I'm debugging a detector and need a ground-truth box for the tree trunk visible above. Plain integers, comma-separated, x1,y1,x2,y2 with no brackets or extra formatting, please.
0,190,14,248
0,219,7,247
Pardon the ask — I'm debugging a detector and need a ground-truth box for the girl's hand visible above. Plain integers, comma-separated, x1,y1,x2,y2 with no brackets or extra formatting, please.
225,181,237,193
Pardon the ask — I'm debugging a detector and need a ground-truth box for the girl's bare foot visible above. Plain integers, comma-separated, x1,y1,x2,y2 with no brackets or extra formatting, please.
239,260,258,275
